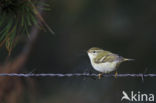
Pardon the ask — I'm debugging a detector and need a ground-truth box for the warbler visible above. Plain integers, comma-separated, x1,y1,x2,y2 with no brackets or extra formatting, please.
87,47,134,79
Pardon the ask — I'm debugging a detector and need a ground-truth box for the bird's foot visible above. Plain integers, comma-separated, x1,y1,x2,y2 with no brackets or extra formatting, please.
114,71,118,79
98,73,103,79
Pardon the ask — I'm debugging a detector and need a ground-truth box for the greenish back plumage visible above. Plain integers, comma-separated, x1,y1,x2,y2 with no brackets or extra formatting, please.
94,51,119,63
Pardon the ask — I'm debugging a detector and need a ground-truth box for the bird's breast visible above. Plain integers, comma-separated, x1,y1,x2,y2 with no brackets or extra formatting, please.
91,61,118,73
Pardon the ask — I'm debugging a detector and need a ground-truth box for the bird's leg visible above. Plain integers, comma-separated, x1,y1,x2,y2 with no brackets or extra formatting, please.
98,73,103,79
114,63,120,79
114,71,118,79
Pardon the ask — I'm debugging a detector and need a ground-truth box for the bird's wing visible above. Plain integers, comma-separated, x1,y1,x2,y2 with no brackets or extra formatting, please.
103,54,119,62
94,53,119,63
94,52,107,63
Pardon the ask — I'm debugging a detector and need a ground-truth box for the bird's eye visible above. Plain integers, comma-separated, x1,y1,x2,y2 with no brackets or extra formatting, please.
93,51,96,53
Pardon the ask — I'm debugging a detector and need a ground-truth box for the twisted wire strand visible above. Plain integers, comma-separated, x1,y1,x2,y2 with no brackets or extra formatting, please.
0,73,155,78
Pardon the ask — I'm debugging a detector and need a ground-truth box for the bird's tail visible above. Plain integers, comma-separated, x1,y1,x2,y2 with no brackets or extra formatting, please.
123,58,135,62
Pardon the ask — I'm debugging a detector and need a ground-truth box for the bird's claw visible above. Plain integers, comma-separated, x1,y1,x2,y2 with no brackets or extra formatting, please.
114,71,118,79
98,73,103,79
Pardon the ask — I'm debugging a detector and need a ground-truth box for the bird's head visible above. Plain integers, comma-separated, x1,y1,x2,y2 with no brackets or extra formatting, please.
87,47,104,59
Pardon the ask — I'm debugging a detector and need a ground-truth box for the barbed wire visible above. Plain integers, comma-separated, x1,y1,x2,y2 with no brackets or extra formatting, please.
0,73,156,78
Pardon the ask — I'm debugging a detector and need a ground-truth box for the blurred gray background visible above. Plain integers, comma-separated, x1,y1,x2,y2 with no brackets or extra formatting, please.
24,0,156,103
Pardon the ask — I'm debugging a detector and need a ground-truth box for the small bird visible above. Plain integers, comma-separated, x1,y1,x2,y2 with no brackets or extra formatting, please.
87,47,134,79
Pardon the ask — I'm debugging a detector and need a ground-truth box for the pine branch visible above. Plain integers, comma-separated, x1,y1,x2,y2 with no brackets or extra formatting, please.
0,0,54,55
